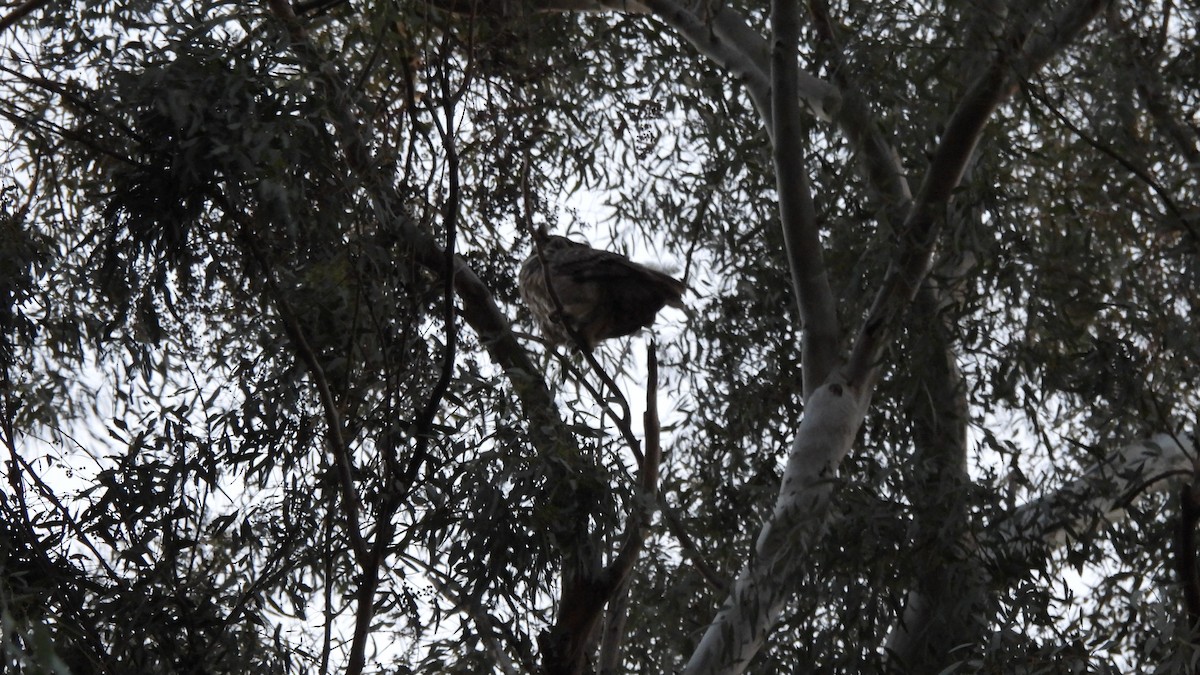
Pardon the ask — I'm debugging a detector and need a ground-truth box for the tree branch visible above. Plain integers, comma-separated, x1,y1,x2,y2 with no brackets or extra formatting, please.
265,271,370,564
770,0,839,397
686,3,1113,670
635,0,771,123
807,0,912,227
846,0,1111,390
261,5,591,674
684,377,869,675
983,433,1195,574
261,0,573,460
883,283,987,671
599,343,664,671
540,344,665,673
1023,83,1200,244
1177,475,1200,643
0,0,49,36
431,0,841,130
518,162,644,462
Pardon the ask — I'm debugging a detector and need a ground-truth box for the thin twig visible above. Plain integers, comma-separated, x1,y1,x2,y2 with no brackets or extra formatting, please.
517,156,644,462
236,210,370,565
0,0,51,36
1023,83,1199,244
598,342,665,667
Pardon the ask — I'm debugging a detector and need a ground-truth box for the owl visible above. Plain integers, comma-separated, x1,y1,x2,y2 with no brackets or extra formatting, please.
519,232,686,350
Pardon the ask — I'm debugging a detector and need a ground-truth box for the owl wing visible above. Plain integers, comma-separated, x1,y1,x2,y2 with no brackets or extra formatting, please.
547,247,686,343
521,238,687,349
550,247,686,307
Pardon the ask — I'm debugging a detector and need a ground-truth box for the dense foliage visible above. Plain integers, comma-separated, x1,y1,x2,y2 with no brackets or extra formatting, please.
2,1,1198,673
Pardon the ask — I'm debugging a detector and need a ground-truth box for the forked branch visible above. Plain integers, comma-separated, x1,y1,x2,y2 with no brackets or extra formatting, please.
846,0,1112,389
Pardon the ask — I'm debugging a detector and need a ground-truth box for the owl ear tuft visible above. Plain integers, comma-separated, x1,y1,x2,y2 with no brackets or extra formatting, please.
533,223,550,244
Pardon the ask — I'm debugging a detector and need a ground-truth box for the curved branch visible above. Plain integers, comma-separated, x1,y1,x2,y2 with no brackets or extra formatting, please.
807,0,912,227
262,6,588,674
636,0,772,121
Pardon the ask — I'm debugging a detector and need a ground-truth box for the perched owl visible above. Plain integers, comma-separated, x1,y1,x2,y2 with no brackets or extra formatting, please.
519,231,686,350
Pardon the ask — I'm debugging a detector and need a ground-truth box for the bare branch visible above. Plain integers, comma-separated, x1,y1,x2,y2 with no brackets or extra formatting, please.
770,0,839,396
0,0,49,36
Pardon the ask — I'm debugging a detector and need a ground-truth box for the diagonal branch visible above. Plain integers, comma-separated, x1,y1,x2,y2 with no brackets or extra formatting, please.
642,0,841,124
264,263,371,564
634,0,769,125
262,0,572,459
0,0,49,35
983,433,1195,573
1023,83,1199,243
598,343,664,671
846,0,1112,389
517,158,645,463
807,0,912,227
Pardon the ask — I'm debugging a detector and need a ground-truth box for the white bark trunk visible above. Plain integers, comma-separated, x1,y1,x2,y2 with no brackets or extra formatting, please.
683,378,870,674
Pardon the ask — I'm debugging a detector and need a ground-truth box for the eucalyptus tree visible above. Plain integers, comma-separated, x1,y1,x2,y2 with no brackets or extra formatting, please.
1,1,1198,673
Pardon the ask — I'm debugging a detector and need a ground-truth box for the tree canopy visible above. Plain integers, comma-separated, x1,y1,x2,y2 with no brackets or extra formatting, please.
2,0,1199,673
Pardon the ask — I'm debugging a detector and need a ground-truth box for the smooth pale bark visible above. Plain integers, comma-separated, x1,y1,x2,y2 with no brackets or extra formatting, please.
987,433,1195,567
684,377,871,674
391,1,1138,671
683,1,1112,670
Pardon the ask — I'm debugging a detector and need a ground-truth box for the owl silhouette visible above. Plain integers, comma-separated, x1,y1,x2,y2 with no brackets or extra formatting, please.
519,230,686,350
